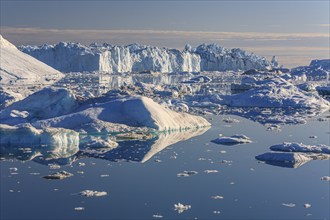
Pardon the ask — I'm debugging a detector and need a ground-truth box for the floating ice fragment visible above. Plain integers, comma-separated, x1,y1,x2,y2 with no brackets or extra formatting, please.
204,170,218,174
308,136,317,139
9,167,18,172
100,174,109,177
212,195,224,200
304,203,311,208
270,142,330,154
219,150,227,154
152,214,163,218
321,176,330,181
213,211,221,214
211,134,252,145
177,171,198,177
154,159,162,163
174,203,191,213
282,203,296,208
78,162,86,167
79,190,107,197
43,171,73,180
74,207,85,211
49,164,61,169
223,118,240,123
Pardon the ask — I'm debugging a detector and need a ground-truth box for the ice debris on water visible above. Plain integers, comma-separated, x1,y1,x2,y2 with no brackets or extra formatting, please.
152,214,163,218
304,203,311,208
223,118,240,123
174,203,191,213
204,170,219,173
177,171,198,177
212,195,224,200
321,176,330,181
9,167,18,172
211,134,252,145
282,203,296,208
74,207,85,211
43,171,73,180
49,164,61,169
79,190,107,197
213,211,221,214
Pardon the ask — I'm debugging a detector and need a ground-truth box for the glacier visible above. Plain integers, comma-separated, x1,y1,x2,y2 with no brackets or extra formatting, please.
20,42,278,73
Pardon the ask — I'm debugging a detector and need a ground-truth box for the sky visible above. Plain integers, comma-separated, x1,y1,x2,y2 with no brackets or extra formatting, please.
1,0,329,67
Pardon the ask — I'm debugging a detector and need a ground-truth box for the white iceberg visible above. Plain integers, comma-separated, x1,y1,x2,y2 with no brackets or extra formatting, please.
270,142,330,154
0,35,63,85
32,95,210,132
211,134,252,145
20,42,276,73
43,171,73,180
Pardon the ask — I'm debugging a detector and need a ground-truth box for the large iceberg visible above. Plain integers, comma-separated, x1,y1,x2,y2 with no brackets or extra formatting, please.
19,42,277,73
0,35,63,84
32,95,210,132
291,59,330,80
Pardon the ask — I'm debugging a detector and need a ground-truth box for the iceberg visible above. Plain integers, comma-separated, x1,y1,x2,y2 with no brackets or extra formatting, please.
0,35,63,85
0,124,79,160
270,142,330,154
20,42,277,73
211,134,252,145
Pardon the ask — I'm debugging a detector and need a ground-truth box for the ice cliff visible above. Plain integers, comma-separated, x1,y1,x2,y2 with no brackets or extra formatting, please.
20,42,277,73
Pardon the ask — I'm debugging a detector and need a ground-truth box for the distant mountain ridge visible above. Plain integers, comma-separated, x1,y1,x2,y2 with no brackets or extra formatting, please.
19,42,279,73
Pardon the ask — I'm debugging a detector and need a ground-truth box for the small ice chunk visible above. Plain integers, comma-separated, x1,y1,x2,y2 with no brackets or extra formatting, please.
100,174,109,177
223,118,240,123
78,162,86,167
204,170,219,173
219,150,227,154
9,167,18,172
308,136,317,139
177,171,198,177
49,164,61,169
211,134,252,145
304,203,311,208
43,171,73,180
212,195,224,200
152,214,163,218
79,190,107,197
213,211,221,214
154,159,162,163
174,203,191,213
321,176,330,181
74,207,85,211
282,203,296,208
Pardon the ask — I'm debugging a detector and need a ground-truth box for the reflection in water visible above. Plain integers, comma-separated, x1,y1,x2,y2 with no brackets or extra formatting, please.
261,161,310,169
80,127,210,163
0,127,210,165
0,126,79,162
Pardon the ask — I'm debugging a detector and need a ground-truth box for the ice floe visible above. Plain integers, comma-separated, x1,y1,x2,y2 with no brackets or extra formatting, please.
174,203,191,213
78,190,107,197
270,142,330,154
177,171,198,177
43,171,73,180
211,134,252,145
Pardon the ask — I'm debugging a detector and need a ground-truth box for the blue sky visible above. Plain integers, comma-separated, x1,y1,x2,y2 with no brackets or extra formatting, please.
1,0,329,67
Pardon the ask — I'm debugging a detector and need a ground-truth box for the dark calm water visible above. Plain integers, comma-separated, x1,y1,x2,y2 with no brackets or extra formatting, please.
1,112,329,220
